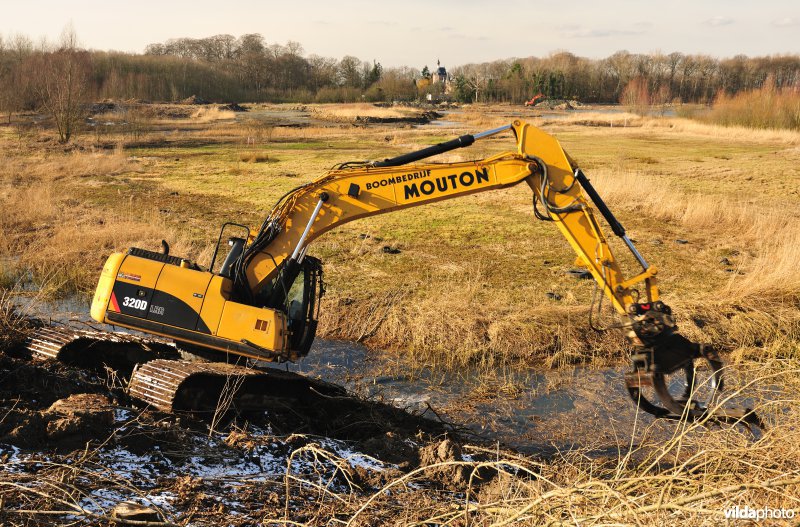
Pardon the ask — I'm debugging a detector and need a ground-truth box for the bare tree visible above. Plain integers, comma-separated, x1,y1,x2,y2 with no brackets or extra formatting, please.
34,26,91,143
0,33,34,123
0,34,10,121
452,64,488,102
620,76,651,115
374,66,416,101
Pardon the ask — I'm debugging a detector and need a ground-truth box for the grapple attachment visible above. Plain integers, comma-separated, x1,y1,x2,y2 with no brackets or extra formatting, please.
623,302,763,432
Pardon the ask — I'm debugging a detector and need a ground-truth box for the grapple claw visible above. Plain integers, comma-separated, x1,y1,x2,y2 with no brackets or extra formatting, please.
624,331,764,433
622,302,762,432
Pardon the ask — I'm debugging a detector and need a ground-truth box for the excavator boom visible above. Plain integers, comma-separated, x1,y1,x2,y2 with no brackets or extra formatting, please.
234,121,654,313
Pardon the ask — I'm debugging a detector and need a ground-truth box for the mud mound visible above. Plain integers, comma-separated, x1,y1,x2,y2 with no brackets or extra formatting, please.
0,324,455,455
0,349,106,409
219,102,247,112
88,101,117,114
358,431,417,466
45,393,115,448
2,393,115,450
0,337,138,450
180,95,209,105
418,438,471,488
536,99,582,110
353,110,441,125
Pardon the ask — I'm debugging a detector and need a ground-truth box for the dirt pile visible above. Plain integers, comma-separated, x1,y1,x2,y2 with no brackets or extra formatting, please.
0,392,116,451
46,393,114,442
219,102,247,112
88,100,117,114
180,95,210,105
0,345,120,450
418,438,471,487
0,321,511,524
352,110,441,125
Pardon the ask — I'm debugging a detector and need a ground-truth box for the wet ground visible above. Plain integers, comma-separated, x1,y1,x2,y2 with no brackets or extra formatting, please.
0,295,781,525
279,341,770,455
7,294,654,454
9,294,764,454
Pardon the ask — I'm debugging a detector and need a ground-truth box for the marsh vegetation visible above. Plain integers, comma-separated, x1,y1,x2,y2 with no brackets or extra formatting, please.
2,102,800,525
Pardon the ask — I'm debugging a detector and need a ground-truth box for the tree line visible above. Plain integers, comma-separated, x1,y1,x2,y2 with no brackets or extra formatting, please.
1,30,799,128
449,51,800,104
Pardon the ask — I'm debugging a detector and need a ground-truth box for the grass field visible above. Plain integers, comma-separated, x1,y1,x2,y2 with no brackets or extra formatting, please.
2,103,800,525
2,103,799,369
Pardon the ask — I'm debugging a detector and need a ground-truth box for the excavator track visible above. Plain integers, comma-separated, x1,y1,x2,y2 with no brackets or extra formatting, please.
27,326,124,360
128,359,346,415
129,359,263,412
25,326,178,372
26,325,346,417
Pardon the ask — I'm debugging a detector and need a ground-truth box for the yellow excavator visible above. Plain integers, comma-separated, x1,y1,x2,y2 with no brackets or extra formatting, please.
28,120,758,426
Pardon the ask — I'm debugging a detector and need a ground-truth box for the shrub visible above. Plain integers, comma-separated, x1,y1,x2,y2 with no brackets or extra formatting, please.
703,77,800,130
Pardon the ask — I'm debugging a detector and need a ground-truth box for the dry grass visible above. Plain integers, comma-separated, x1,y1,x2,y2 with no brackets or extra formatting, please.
450,109,514,128
310,103,428,120
645,117,800,145
589,167,800,350
729,228,800,300
0,147,193,295
591,168,800,301
701,83,800,131
319,281,622,369
190,107,236,122
266,359,800,526
0,291,32,352
540,110,643,127
452,107,644,129
2,146,136,179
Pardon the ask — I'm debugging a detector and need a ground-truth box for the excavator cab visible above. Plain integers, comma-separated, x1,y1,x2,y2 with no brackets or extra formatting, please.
211,222,324,356
282,256,323,355
239,253,323,357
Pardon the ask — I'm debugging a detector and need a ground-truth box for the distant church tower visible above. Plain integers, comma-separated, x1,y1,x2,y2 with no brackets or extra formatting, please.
416,59,452,97
431,59,452,94
431,59,449,84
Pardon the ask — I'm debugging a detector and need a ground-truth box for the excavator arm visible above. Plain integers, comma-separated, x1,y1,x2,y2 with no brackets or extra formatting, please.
236,121,653,314
84,120,760,427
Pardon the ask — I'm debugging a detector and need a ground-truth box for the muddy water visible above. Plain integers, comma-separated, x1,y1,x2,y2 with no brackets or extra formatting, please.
279,341,664,453
12,294,91,324
290,341,771,454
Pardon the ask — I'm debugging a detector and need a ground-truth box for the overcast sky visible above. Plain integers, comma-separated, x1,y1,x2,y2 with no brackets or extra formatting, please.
3,0,799,67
